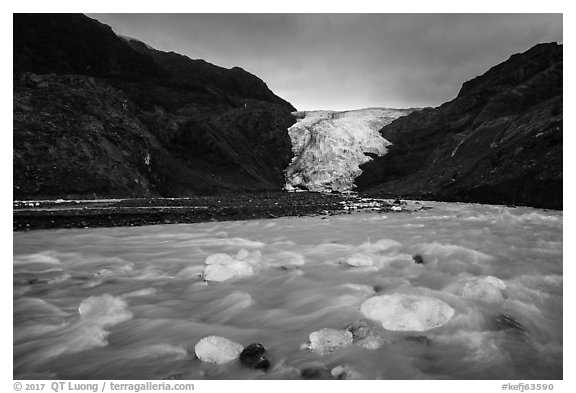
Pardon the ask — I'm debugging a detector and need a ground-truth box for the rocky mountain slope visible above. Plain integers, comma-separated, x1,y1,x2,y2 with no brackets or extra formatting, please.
284,108,413,192
357,43,562,209
14,14,296,199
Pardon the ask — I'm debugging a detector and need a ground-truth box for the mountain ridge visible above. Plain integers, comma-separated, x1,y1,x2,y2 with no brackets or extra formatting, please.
357,42,562,209
13,13,296,199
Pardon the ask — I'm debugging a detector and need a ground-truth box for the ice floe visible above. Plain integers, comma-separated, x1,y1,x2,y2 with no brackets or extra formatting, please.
194,336,243,364
361,294,455,331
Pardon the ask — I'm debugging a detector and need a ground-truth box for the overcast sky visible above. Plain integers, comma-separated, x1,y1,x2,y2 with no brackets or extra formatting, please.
89,14,562,111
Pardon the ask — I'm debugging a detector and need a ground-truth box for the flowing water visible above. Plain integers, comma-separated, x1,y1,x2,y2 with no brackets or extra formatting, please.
13,202,563,380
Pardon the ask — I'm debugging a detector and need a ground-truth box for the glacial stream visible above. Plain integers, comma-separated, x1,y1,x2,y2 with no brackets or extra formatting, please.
13,202,563,380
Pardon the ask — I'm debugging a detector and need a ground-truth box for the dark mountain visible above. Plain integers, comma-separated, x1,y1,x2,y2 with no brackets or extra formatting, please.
122,36,293,109
13,13,296,199
357,43,562,209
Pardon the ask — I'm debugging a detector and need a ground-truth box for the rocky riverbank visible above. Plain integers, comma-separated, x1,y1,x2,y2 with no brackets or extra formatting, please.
13,192,429,231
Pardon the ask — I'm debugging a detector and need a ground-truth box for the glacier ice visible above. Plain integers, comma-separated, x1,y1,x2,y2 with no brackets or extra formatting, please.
194,336,244,364
284,108,412,192
307,328,353,356
360,294,455,331
447,275,508,303
203,251,258,282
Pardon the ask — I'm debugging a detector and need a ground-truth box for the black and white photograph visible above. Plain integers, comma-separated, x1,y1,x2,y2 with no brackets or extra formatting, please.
9,3,567,387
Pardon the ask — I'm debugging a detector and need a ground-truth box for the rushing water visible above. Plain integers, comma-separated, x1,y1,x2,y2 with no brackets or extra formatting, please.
13,202,562,380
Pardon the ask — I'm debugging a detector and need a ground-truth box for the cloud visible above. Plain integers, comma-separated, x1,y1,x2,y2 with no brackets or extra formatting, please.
89,13,562,111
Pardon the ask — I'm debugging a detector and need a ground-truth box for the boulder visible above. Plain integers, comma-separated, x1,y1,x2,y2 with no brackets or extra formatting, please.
239,343,270,371
412,254,424,265
360,294,455,331
308,328,353,356
194,336,243,364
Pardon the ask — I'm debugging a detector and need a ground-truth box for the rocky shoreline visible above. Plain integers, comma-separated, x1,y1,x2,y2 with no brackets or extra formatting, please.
13,192,428,232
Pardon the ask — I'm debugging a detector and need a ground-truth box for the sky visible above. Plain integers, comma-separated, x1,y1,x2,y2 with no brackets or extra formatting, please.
89,14,562,111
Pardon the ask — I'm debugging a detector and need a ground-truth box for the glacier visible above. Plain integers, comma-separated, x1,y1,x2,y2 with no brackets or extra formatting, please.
284,108,413,192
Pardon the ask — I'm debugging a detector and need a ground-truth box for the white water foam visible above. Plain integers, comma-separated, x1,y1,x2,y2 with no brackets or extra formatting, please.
13,201,562,379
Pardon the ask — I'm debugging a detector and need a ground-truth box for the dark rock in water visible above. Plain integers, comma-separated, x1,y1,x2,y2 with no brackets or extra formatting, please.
373,284,385,293
493,314,524,333
404,335,431,346
239,343,271,371
412,254,424,265
300,366,331,380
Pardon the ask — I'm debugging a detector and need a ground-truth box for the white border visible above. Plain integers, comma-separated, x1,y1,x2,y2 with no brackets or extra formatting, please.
2,2,571,392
